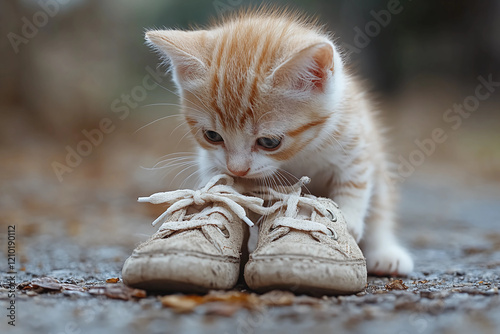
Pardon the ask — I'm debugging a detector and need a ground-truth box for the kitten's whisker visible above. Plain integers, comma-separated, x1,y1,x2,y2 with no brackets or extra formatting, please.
151,155,194,168
134,114,182,133
156,83,194,105
167,163,198,186
155,83,213,119
326,133,348,155
180,168,201,189
176,127,201,149
170,121,188,136
146,160,195,171
157,160,196,169
274,170,291,192
276,168,298,181
179,86,214,119
140,103,206,115
153,152,197,163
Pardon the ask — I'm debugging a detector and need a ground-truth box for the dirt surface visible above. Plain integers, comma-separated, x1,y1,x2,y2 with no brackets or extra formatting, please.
1,121,499,334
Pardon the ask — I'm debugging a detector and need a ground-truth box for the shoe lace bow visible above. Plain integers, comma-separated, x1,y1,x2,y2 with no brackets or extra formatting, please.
256,176,339,239
138,174,270,230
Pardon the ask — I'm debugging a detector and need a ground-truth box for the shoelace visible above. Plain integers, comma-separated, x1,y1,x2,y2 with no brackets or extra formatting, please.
138,174,271,231
254,176,339,239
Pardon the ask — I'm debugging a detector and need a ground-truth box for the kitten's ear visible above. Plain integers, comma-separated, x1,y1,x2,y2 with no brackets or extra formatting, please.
271,42,335,92
145,30,211,83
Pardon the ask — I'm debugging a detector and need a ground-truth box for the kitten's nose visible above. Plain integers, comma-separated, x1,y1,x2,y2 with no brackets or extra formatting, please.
228,167,250,177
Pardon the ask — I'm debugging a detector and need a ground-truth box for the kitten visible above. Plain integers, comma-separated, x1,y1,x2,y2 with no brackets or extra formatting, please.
146,8,414,275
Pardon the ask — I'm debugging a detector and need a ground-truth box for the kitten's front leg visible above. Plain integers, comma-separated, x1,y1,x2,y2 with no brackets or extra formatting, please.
328,167,373,243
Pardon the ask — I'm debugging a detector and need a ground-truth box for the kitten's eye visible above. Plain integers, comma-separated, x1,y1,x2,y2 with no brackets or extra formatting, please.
257,137,281,150
204,130,223,143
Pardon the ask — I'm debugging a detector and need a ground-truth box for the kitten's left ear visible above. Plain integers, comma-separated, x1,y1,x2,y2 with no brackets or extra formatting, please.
270,42,335,92
145,29,212,84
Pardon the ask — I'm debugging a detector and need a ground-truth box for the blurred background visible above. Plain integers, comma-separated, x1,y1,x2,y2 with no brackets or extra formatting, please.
2,2,500,332
0,0,499,250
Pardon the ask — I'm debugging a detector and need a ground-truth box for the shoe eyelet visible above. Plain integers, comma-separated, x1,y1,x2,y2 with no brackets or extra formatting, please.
326,209,337,222
216,226,230,238
327,227,338,240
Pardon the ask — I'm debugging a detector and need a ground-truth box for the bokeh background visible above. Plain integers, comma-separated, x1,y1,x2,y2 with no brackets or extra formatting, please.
1,0,499,273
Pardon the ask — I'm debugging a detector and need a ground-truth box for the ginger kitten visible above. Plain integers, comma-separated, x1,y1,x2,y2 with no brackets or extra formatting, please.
146,8,414,276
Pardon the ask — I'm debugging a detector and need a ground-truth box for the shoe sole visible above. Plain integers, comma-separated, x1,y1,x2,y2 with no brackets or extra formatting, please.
122,251,240,293
245,255,367,295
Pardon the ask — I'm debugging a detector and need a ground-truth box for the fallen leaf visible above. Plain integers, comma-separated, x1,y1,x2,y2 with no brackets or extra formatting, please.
131,288,147,298
88,286,106,296
259,290,295,306
106,278,120,283
91,283,147,300
385,279,408,291
17,281,31,290
294,295,323,306
160,291,262,313
161,295,205,312
31,277,62,291
104,284,131,300
61,283,86,292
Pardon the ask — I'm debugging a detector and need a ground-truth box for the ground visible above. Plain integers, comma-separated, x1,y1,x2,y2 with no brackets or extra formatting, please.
0,116,499,334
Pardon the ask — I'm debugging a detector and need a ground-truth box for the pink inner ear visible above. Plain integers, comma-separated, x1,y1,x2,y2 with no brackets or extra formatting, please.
273,42,334,93
311,46,334,91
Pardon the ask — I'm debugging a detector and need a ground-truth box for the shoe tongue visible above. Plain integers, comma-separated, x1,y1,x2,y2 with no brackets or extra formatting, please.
185,204,209,216
295,205,313,220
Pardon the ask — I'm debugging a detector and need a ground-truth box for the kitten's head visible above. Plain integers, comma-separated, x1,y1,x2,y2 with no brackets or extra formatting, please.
147,10,345,179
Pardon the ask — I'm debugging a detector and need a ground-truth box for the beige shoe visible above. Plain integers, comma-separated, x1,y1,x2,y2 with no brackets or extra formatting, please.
122,175,267,292
244,177,367,295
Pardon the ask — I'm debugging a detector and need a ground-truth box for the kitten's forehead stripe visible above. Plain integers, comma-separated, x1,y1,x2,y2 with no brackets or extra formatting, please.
208,18,297,130
210,31,228,125
287,117,329,137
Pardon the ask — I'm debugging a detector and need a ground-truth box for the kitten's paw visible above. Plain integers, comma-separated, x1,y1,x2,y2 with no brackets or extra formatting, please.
365,244,414,276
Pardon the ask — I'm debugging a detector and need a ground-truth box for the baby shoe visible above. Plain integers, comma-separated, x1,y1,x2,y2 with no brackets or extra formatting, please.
122,174,268,292
244,177,367,295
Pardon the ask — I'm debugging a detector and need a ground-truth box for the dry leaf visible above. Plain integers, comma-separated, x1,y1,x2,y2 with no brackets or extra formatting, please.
61,283,86,292
104,284,131,300
385,279,408,291
131,288,147,298
259,290,295,306
106,278,120,283
17,281,31,290
88,284,146,300
88,286,106,296
31,277,62,291
161,291,262,313
160,295,205,312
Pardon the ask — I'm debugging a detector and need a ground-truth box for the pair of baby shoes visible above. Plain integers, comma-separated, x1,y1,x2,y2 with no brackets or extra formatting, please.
122,174,366,295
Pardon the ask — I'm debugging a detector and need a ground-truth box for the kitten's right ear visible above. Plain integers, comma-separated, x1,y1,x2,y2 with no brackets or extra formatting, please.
270,42,336,93
145,30,211,83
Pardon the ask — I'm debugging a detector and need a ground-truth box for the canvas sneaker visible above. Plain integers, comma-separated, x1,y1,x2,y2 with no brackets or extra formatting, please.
244,177,367,295
122,174,268,292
